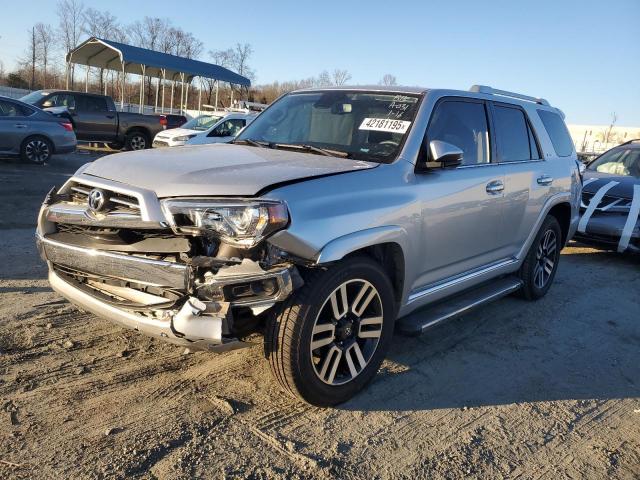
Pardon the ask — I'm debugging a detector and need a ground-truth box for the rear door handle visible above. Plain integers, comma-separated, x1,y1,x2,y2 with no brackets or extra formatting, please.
486,180,504,194
14,124,27,128
537,175,553,186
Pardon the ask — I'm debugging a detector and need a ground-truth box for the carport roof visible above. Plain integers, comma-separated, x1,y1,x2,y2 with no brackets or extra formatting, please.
66,37,250,86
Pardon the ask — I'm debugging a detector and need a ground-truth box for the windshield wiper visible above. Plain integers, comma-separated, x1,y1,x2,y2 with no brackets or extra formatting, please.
270,143,350,158
232,138,267,148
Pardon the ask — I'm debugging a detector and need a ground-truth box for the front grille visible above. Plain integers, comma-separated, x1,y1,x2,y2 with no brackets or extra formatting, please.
69,182,142,215
581,192,633,212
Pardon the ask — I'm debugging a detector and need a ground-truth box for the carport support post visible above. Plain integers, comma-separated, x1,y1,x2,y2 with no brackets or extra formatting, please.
139,65,146,114
65,61,70,90
215,80,219,110
179,73,185,115
184,79,190,115
85,65,90,93
120,62,126,110
230,84,234,107
170,80,175,113
154,77,160,113
197,78,202,115
160,69,166,114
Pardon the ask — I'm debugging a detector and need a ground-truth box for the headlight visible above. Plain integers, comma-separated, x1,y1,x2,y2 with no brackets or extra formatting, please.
161,199,289,248
174,134,197,142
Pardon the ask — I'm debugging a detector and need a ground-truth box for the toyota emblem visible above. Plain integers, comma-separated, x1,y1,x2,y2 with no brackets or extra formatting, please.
88,189,106,212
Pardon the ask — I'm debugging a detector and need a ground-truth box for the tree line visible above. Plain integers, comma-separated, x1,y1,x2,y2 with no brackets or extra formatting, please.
0,0,399,108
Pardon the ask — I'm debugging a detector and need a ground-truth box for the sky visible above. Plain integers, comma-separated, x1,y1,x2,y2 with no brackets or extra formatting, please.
0,0,638,126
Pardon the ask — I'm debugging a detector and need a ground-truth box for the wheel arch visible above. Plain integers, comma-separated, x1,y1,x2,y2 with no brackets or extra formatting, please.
547,202,572,247
315,226,408,305
20,134,55,154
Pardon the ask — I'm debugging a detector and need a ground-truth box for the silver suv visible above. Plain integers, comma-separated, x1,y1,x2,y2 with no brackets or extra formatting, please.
36,85,581,406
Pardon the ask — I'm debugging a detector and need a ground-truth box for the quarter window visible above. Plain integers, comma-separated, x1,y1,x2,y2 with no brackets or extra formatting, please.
493,105,540,162
538,110,573,157
427,100,490,165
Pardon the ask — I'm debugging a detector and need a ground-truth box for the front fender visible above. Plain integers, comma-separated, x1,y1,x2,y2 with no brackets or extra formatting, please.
315,225,409,264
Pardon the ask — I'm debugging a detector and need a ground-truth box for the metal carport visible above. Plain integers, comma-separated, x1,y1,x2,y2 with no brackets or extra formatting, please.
66,37,251,114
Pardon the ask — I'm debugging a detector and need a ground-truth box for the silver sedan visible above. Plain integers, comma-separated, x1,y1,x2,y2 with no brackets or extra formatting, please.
0,95,76,163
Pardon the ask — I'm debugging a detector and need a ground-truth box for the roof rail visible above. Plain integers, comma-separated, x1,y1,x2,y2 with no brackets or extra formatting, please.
618,139,640,147
469,85,550,106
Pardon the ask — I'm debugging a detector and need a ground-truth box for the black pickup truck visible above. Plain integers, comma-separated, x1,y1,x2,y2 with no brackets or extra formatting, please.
20,90,186,150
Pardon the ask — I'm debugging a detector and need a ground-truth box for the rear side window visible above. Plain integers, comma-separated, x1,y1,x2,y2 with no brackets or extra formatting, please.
0,100,33,117
427,100,490,165
77,96,107,113
493,105,541,161
538,110,573,157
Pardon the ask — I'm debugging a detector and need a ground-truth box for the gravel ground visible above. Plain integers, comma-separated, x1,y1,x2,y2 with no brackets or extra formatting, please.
0,153,639,479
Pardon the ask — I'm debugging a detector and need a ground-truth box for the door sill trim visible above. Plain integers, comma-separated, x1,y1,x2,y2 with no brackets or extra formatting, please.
407,258,518,304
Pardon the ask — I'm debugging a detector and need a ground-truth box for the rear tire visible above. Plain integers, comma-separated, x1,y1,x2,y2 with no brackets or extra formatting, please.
124,130,149,151
265,257,396,406
518,215,562,300
20,136,52,164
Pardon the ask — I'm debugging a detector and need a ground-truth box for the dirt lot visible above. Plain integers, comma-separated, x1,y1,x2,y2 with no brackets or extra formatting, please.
0,153,639,479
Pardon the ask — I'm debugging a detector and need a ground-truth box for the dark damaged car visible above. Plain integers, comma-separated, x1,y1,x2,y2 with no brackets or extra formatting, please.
576,140,640,253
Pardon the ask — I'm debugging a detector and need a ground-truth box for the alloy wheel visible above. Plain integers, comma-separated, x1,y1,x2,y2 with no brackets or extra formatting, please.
310,279,384,386
130,135,146,150
534,229,557,289
25,139,50,163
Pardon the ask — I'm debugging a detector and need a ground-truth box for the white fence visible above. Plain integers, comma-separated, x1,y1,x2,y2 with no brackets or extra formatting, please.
0,85,30,99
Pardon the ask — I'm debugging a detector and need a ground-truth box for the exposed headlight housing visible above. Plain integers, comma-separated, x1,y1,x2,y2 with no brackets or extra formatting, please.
174,134,197,142
161,199,289,248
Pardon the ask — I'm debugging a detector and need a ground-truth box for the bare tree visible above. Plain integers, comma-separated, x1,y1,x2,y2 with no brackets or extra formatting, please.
604,112,617,145
380,73,397,86
332,69,351,86
57,0,85,88
35,23,55,89
82,9,122,91
26,26,39,90
232,43,255,82
316,70,332,87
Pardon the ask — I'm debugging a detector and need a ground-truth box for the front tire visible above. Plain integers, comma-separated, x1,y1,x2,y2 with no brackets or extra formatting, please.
21,136,52,164
518,215,562,300
265,257,396,406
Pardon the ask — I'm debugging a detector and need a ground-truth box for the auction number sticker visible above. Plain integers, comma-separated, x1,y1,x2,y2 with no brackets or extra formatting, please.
359,118,411,134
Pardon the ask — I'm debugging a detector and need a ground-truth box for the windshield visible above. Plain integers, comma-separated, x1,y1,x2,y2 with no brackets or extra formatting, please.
181,114,223,131
236,91,422,162
588,147,640,177
20,91,49,105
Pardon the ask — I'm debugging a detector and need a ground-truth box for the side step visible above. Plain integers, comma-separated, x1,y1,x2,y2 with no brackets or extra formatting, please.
397,277,523,336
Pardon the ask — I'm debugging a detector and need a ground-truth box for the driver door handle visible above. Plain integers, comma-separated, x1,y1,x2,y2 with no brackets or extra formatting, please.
537,175,554,186
14,124,27,128
486,179,504,194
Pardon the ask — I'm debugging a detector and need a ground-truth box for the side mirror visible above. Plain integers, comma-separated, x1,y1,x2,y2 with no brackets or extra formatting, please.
429,140,463,168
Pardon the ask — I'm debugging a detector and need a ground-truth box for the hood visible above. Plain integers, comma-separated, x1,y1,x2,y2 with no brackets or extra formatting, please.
155,128,201,139
82,143,377,197
583,170,640,199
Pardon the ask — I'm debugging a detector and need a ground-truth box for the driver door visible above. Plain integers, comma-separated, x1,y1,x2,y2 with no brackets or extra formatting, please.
412,98,510,289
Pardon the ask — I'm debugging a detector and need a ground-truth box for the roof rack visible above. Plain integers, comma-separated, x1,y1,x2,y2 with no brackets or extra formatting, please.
469,85,550,106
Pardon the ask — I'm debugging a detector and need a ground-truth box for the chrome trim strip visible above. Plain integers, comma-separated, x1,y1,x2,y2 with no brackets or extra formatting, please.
407,258,517,303
46,203,165,229
37,233,188,289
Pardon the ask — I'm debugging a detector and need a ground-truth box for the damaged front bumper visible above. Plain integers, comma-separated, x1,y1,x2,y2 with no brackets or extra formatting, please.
36,227,295,351
36,179,299,351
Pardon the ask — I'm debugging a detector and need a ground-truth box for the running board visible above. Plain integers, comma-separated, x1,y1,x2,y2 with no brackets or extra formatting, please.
397,277,523,336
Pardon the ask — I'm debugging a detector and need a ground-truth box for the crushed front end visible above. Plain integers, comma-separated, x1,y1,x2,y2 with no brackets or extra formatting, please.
36,175,301,351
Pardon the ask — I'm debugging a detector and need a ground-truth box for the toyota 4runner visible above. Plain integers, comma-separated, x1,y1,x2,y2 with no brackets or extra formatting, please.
36,85,581,406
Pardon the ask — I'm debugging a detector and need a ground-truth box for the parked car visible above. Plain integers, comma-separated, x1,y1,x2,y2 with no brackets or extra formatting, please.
36,85,580,406
152,111,257,148
575,139,640,253
20,90,185,151
0,95,76,163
